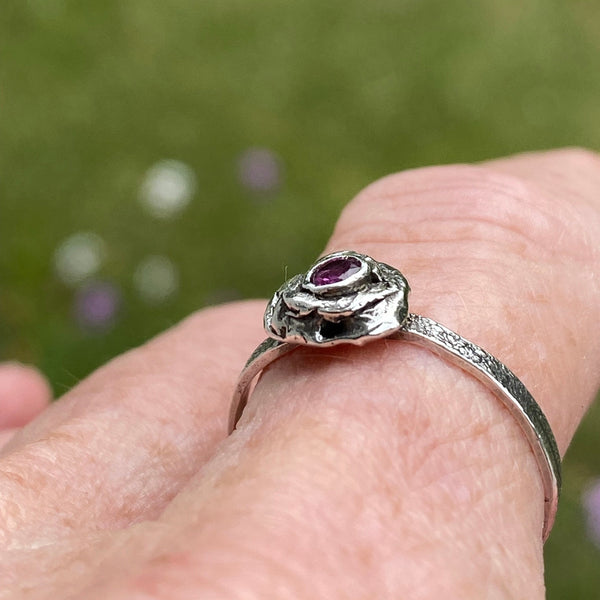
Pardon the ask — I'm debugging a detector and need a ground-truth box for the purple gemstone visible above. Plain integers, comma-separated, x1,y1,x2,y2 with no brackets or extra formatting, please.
310,256,362,286
237,148,282,194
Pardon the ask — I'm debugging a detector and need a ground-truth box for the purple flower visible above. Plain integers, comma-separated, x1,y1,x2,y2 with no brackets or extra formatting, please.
237,148,282,194
74,281,121,332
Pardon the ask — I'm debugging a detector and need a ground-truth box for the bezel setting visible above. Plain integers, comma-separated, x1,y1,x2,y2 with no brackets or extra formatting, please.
264,250,410,346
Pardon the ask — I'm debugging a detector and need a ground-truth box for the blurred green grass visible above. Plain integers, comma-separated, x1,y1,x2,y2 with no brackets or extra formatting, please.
1,0,599,594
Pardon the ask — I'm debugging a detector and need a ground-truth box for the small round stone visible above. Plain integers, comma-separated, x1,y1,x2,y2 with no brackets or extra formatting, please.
310,256,362,286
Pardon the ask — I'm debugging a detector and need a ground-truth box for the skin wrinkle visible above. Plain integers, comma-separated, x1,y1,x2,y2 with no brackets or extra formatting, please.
332,233,543,263
397,420,538,548
353,166,531,203
0,412,190,541
335,169,594,264
354,160,581,225
335,213,557,255
488,149,600,208
335,205,578,267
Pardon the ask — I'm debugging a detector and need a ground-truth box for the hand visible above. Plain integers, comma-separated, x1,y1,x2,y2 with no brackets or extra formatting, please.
1,148,599,599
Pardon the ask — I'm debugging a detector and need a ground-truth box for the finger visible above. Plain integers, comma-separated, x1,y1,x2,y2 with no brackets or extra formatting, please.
0,300,266,544
0,363,51,429
78,149,600,599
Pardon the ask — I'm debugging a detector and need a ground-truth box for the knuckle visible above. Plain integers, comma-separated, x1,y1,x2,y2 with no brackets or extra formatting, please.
331,163,593,263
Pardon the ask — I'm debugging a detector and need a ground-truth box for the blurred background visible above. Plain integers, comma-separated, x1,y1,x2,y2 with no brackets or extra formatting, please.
1,0,599,594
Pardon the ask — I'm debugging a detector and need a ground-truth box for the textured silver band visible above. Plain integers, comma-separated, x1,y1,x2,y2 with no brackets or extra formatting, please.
228,251,561,541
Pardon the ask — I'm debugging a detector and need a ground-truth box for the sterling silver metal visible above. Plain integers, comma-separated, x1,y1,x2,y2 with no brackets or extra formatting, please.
228,250,561,541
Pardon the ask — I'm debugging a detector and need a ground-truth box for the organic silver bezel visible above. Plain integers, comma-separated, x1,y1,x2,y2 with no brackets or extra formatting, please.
264,250,410,346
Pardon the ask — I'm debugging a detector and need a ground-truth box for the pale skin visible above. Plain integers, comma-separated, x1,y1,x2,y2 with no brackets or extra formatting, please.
1,148,600,599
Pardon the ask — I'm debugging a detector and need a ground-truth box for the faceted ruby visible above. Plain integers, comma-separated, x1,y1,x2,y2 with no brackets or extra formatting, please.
310,256,362,286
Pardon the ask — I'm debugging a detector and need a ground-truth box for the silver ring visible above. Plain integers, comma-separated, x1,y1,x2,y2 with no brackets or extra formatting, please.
228,250,561,541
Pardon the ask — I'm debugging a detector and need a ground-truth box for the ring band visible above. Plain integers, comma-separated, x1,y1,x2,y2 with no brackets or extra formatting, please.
228,250,561,541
